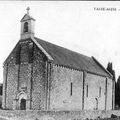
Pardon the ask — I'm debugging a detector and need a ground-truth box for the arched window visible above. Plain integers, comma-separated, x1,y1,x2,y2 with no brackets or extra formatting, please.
24,22,28,33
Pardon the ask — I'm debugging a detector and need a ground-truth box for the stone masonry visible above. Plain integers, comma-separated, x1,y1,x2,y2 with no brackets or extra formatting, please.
3,40,48,110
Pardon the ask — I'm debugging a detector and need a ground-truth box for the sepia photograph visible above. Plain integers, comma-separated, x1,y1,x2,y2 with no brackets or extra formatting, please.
0,1,120,120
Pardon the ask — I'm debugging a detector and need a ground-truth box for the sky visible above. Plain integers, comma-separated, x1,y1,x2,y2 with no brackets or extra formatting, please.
0,1,120,83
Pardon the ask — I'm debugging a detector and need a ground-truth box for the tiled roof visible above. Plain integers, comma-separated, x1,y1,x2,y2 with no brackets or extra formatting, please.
35,37,112,78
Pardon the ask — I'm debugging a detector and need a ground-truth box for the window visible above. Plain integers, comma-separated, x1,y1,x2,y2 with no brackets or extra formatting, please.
99,87,101,98
86,85,88,97
70,82,73,96
24,22,28,33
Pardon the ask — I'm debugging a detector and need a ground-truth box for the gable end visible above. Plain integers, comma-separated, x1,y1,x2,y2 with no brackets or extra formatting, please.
92,56,113,78
31,38,53,61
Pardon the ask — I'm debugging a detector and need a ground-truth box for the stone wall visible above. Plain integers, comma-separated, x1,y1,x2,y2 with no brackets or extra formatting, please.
50,65,113,111
50,64,83,110
3,44,18,109
6,64,18,109
84,73,106,110
3,40,48,110
31,45,47,110
106,78,113,110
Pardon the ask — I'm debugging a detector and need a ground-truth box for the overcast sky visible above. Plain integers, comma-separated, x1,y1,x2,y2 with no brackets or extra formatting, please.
0,1,120,83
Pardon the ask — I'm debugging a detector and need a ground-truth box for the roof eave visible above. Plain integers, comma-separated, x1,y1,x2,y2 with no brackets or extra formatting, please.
92,56,113,79
3,40,20,67
20,14,35,22
31,37,54,61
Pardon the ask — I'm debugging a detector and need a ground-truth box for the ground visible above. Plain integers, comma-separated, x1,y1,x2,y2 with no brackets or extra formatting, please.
0,110,120,120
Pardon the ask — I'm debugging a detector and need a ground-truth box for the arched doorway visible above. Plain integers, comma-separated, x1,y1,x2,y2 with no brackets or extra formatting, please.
20,99,26,110
15,91,28,110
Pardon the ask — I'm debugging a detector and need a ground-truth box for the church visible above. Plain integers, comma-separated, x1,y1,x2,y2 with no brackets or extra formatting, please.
2,8,115,110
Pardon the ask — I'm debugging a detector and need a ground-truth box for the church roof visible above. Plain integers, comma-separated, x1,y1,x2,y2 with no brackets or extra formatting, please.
21,14,35,22
34,37,112,78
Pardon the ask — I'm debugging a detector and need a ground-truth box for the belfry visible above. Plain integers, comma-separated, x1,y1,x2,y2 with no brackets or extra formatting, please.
20,7,35,40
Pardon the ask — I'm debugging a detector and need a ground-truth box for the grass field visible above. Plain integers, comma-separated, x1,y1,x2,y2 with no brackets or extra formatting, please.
0,110,120,120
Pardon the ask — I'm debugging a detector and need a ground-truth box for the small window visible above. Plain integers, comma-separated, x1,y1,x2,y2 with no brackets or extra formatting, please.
70,82,73,96
86,85,88,97
24,22,28,33
99,87,101,98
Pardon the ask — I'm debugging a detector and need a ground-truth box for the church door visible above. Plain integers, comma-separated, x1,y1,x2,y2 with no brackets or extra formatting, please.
20,99,26,110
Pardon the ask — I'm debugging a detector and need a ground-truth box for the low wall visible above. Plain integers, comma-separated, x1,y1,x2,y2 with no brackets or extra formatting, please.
0,110,120,120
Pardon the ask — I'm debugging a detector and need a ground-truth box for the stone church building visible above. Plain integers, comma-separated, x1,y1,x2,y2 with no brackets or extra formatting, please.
2,8,115,110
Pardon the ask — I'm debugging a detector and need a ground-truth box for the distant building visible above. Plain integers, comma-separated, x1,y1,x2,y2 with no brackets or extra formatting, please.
2,8,115,110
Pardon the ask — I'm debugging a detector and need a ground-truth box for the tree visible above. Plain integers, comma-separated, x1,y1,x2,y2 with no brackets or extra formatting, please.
107,62,115,81
116,76,120,107
107,62,117,107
